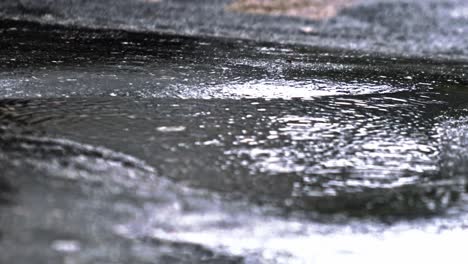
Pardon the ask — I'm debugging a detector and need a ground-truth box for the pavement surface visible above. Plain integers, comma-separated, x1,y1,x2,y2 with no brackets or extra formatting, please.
1,0,468,60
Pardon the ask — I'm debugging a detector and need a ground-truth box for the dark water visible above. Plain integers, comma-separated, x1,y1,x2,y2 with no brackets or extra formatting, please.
1,92,467,217
1,20,468,263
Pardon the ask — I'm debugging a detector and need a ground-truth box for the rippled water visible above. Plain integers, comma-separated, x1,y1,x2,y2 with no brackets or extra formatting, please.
2,93,468,263
1,92,466,215
1,20,468,264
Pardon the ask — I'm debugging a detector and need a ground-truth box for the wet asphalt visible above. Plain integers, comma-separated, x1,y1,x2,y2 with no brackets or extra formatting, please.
2,0,468,59
1,1,468,264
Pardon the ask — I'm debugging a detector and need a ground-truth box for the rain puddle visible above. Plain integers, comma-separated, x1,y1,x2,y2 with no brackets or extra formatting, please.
1,19,468,263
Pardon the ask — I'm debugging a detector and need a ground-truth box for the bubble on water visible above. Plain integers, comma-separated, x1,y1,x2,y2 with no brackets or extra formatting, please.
156,126,186,132
51,240,81,253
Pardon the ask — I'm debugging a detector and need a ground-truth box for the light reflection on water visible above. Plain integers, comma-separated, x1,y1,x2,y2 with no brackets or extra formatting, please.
1,89,468,263
195,79,402,99
0,89,466,215
1,18,468,263
117,204,468,264
3,132,459,264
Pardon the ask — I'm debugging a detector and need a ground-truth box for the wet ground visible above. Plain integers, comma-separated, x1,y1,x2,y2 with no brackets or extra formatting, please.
2,0,468,59
1,7,468,264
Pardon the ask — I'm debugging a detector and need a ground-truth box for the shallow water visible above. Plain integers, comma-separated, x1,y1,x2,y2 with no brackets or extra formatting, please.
1,92,467,216
1,20,468,263
2,94,468,264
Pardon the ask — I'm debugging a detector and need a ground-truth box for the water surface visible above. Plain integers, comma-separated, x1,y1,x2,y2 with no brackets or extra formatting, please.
1,20,468,264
